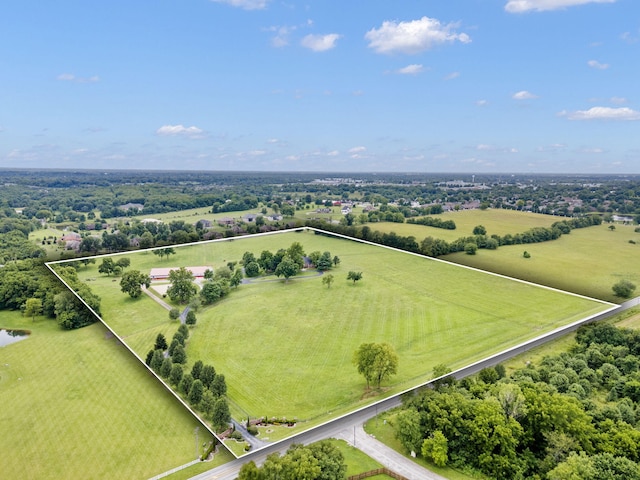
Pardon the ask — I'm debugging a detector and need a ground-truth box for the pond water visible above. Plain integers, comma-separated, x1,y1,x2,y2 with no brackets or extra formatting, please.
0,329,30,347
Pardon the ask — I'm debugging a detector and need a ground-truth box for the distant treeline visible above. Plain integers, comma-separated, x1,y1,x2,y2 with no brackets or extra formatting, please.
407,216,457,230
306,215,602,258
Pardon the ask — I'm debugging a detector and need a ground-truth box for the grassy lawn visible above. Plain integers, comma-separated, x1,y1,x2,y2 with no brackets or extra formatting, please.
0,310,233,479
445,223,640,302
330,439,391,478
64,229,609,434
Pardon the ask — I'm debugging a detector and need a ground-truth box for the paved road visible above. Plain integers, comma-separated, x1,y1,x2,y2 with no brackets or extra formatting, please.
337,423,448,480
180,297,639,480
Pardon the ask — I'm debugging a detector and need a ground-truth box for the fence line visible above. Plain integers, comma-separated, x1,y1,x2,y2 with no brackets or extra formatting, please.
348,467,409,480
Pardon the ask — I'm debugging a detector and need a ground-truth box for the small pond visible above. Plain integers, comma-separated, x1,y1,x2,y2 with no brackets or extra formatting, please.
0,329,31,347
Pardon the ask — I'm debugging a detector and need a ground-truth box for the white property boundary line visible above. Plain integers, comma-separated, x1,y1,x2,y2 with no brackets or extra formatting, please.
45,226,618,462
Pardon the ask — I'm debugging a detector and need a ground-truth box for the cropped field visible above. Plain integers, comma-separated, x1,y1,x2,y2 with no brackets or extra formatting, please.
68,229,610,433
446,223,640,302
0,310,231,479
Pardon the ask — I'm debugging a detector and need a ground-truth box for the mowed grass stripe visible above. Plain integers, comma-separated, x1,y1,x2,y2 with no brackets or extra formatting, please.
0,311,228,480
81,230,608,425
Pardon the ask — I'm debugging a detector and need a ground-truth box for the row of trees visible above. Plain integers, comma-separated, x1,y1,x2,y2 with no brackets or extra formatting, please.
390,322,640,478
306,214,603,259
145,327,231,432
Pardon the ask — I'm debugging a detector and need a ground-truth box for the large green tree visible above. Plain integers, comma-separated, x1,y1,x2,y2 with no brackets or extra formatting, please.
353,342,398,389
167,267,197,304
23,297,43,321
119,270,151,298
275,255,300,282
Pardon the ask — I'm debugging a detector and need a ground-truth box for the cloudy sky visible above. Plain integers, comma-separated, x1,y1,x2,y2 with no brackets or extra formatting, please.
1,0,638,173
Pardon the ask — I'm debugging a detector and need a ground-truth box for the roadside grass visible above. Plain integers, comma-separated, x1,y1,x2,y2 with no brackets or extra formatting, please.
70,230,609,430
329,439,389,478
445,223,640,302
0,310,232,480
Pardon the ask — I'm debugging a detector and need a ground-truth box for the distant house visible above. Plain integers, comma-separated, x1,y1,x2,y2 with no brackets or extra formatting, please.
196,219,212,228
341,207,352,215
119,203,144,212
149,266,211,281
218,217,235,227
243,214,258,223
315,208,332,214
267,214,283,221
61,231,82,242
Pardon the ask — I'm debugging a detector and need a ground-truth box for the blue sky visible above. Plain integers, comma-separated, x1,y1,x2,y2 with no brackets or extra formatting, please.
1,0,638,173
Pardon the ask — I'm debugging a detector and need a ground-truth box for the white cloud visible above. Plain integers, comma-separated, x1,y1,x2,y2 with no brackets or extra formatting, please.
365,16,471,55
156,124,206,138
266,138,279,144
348,146,366,154
558,106,640,120
579,147,605,153
396,64,424,75
475,99,489,106
444,71,460,80
327,150,339,156
57,73,100,83
537,143,567,152
512,90,538,100
301,33,341,52
610,96,628,104
505,0,615,13
268,26,295,47
587,59,609,69
620,30,639,44
210,0,269,10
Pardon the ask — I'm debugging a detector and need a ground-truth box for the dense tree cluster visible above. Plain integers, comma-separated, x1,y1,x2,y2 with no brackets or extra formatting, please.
406,216,457,230
390,322,640,478
237,441,346,480
51,266,101,329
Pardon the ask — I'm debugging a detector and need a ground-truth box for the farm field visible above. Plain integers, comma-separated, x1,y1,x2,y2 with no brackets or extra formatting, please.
369,209,563,242
0,310,231,480
63,229,611,440
445,223,640,302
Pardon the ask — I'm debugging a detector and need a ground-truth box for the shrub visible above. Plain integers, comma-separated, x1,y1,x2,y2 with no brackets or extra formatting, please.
612,280,636,298
247,425,258,436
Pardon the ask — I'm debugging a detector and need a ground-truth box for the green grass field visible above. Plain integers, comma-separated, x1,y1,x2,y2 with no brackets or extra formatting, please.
369,209,561,242
65,229,610,433
445,223,640,302
0,310,232,479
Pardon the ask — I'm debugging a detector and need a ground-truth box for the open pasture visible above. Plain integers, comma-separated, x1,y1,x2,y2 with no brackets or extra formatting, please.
446,223,640,302
0,310,229,480
370,209,561,242
78,229,609,431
